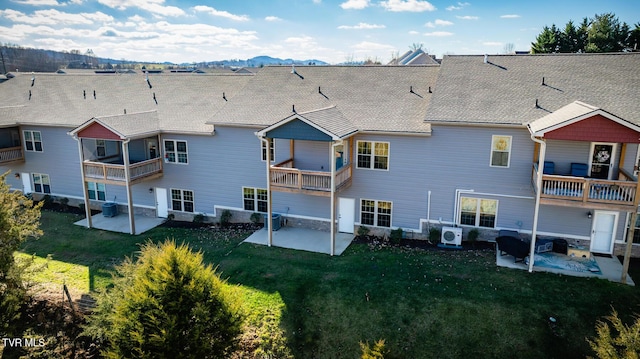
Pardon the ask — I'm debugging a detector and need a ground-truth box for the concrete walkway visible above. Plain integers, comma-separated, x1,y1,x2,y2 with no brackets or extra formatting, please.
496,249,635,285
74,213,165,235
243,227,354,255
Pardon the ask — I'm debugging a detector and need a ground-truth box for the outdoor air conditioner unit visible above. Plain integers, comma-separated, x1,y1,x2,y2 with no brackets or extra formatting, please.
441,226,463,246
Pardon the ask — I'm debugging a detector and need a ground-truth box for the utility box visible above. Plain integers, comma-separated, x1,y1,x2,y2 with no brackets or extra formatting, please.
102,202,118,217
264,213,281,231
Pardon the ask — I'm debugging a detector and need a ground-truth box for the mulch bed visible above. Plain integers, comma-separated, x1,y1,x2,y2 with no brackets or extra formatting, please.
352,235,495,252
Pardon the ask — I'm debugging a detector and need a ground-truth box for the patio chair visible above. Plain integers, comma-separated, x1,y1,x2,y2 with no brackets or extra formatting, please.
570,163,588,177
543,161,555,175
496,231,529,263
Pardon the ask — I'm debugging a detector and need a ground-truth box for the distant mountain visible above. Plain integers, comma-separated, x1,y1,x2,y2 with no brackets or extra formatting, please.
0,45,330,73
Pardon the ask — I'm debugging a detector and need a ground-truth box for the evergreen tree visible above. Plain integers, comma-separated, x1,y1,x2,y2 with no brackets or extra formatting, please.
0,171,43,336
85,240,243,359
588,308,640,358
585,13,626,52
531,25,559,53
629,23,640,51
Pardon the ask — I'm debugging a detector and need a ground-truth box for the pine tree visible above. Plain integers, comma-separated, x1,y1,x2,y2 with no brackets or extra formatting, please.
0,171,43,336
531,25,559,53
86,240,243,359
588,308,640,358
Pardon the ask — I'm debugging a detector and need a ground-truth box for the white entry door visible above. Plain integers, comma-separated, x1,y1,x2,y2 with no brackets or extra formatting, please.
338,197,355,233
155,187,168,218
590,211,618,254
21,173,32,193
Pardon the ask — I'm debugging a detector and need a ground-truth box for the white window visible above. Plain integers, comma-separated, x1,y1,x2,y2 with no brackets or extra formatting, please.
357,141,389,170
459,197,498,228
261,139,275,162
32,173,51,193
24,130,43,152
96,140,106,157
171,189,194,212
490,135,511,168
164,140,188,164
243,187,268,212
87,182,106,201
360,199,392,227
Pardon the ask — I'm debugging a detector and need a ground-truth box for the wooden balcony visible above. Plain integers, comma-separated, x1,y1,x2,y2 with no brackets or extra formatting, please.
532,163,640,211
83,158,163,185
270,158,352,196
0,146,24,164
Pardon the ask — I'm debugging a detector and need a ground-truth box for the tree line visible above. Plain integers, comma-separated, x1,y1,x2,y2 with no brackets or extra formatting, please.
531,13,640,53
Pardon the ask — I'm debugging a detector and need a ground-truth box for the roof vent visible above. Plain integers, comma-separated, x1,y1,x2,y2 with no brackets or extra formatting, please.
484,54,488,63
146,75,152,89
292,104,296,113
124,109,127,114
153,92,157,105
428,86,432,93
93,90,96,99
541,76,545,86
291,65,304,79
223,92,227,101
28,90,31,100
31,76,35,87
83,90,86,99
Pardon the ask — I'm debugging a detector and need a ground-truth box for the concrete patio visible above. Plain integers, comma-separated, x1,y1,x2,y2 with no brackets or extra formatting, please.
243,226,354,255
496,249,635,285
74,213,165,235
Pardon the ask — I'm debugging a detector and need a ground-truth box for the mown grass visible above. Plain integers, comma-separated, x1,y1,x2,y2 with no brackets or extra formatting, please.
19,210,640,359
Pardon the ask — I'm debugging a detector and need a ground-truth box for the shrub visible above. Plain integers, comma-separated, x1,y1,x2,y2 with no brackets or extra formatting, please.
390,228,403,244
587,308,640,359
360,339,387,359
249,212,262,225
193,213,206,223
220,209,232,227
167,213,175,221
41,194,54,208
85,240,243,358
59,197,69,211
78,202,86,213
428,227,441,244
357,226,370,237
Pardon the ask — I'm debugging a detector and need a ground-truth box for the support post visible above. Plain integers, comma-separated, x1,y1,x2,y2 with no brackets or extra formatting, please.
263,137,273,247
76,137,92,228
330,141,341,256
529,136,546,273
122,140,135,235
622,212,636,283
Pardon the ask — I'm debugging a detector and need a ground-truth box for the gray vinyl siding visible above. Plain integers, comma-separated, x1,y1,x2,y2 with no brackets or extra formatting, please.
293,140,330,171
544,140,590,175
622,143,638,174
1,126,83,196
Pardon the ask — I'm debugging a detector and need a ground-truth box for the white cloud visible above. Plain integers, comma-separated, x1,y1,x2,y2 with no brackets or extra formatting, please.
98,0,185,17
0,9,114,25
192,5,249,21
340,0,370,10
424,31,453,37
380,0,436,12
483,41,502,46
313,0,322,3
265,16,282,22
500,14,521,19
446,2,469,11
11,0,64,5
352,41,395,52
408,30,420,35
338,22,385,30
456,15,478,20
425,19,453,28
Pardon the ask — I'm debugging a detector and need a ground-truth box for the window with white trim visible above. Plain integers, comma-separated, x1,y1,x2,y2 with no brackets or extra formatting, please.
87,182,106,201
24,130,43,152
32,173,51,194
171,189,194,212
459,197,497,228
490,135,511,167
357,141,389,170
360,199,392,227
96,140,106,157
243,187,268,212
164,140,188,164
261,139,275,162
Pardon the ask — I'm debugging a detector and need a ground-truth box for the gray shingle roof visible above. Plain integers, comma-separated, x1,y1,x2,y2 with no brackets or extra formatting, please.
425,53,640,125
0,106,25,127
258,106,358,140
208,65,438,134
0,72,253,134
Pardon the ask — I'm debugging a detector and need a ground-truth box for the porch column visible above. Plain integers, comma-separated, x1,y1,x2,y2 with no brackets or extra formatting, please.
75,137,92,228
330,141,340,256
528,136,546,272
122,140,136,235
622,211,636,283
263,137,273,247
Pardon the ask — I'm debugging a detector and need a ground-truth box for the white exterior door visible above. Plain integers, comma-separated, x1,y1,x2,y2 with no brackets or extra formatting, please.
155,187,168,218
590,211,618,254
21,173,32,193
338,197,355,233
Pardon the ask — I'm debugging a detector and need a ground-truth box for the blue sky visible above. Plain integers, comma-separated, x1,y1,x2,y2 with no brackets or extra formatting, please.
0,0,638,64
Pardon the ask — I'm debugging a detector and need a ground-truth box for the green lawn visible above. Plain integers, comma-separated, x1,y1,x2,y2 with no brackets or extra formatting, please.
19,210,640,359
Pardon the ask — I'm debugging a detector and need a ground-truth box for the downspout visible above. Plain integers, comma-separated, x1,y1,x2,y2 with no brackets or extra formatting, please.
529,134,546,273
122,138,135,235
73,134,92,228
258,136,273,247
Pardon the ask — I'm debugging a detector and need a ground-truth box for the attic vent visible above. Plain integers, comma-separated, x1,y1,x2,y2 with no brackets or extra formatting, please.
146,76,152,89
319,86,328,99
484,54,488,63
28,90,31,100
93,90,96,99
292,104,296,113
223,92,227,101
291,65,304,79
535,98,539,108
541,77,545,86
153,92,157,105
31,76,35,87
410,85,414,93
428,86,432,93
124,109,127,114
83,90,86,99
